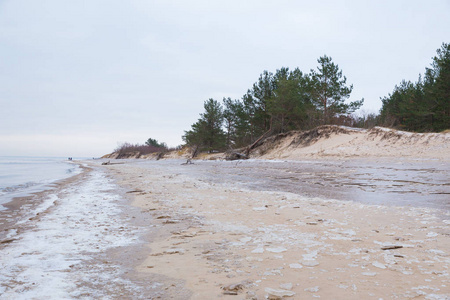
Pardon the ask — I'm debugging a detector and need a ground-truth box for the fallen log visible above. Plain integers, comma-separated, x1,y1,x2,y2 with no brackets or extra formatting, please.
245,128,272,156
225,152,249,161
381,245,403,250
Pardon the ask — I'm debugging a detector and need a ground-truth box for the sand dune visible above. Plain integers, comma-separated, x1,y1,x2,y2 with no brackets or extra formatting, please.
251,126,450,161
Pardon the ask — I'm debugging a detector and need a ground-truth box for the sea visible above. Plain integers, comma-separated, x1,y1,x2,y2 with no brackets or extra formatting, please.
0,156,82,210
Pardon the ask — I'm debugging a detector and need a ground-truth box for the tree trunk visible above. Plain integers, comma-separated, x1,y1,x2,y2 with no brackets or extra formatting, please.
245,128,272,156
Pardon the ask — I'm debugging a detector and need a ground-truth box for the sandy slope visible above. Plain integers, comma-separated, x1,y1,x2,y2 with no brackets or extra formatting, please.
102,160,450,299
251,126,450,161
102,126,450,162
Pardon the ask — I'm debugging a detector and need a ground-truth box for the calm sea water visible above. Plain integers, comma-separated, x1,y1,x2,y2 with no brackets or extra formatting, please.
0,156,82,209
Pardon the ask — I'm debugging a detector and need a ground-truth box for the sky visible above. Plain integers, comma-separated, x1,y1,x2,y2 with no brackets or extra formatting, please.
1,0,449,157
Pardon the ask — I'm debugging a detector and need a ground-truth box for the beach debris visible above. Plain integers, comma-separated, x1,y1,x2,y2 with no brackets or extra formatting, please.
101,160,110,165
156,215,171,219
126,189,144,194
225,151,249,161
221,283,243,295
0,238,16,244
221,280,252,295
381,245,403,250
181,158,194,165
265,287,295,299
164,248,185,254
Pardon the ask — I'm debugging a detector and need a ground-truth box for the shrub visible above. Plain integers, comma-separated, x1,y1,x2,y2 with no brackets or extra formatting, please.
114,142,163,155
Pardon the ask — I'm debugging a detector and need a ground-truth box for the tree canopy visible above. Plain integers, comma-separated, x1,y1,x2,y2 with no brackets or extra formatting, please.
380,43,450,132
309,55,363,124
183,98,226,151
145,138,167,149
183,55,364,151
183,44,449,153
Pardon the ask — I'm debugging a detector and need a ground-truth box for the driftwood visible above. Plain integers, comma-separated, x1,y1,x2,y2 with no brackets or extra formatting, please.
245,128,272,156
181,158,194,165
191,146,199,158
225,152,249,161
381,245,403,250
101,161,124,165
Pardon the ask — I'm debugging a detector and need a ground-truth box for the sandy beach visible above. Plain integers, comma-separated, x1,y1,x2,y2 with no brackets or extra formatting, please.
97,157,449,299
1,127,449,299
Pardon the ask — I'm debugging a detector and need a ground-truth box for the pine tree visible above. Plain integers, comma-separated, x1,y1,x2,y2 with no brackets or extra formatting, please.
267,67,313,132
309,55,363,124
183,99,226,151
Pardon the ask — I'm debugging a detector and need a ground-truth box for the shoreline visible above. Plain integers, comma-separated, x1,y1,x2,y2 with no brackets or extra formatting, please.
1,157,448,298
0,159,82,210
99,158,450,299
0,163,165,298
0,163,89,242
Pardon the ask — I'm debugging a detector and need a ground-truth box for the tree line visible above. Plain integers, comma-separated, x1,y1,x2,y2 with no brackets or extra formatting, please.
183,44,449,152
109,43,448,156
379,43,450,132
183,55,364,151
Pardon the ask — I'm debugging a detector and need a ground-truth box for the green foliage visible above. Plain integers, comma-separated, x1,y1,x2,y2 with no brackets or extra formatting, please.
183,98,226,151
268,67,315,132
309,55,364,124
380,43,450,132
183,55,366,151
223,97,250,148
241,70,276,140
145,138,167,149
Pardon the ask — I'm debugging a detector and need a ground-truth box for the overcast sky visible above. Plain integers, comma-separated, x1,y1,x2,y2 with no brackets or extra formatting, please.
1,0,449,157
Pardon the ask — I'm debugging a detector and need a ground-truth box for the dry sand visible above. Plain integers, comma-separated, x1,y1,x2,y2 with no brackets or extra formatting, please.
96,127,450,299
100,157,450,299
251,126,450,161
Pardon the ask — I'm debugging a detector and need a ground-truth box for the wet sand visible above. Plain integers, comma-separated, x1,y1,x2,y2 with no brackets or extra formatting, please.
100,158,449,299
0,166,88,242
1,158,449,299
0,165,163,298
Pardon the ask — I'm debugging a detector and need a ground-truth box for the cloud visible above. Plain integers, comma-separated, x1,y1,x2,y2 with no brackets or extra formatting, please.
1,0,450,156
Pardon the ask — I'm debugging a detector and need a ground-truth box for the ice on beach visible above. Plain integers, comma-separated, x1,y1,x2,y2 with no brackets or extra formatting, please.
266,246,287,253
289,263,303,269
426,232,438,238
301,260,319,267
372,262,387,269
253,206,267,211
0,170,142,298
251,247,265,254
